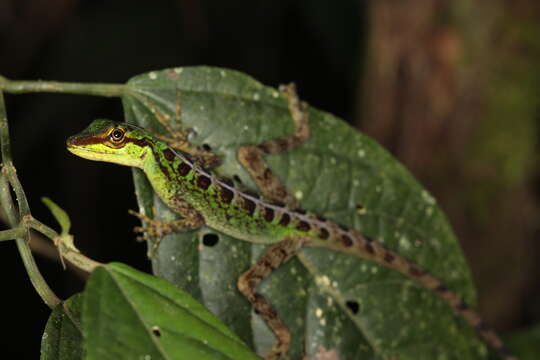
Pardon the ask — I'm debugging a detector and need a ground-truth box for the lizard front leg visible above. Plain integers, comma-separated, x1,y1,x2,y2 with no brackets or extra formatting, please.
129,196,205,256
133,91,221,168
237,236,307,360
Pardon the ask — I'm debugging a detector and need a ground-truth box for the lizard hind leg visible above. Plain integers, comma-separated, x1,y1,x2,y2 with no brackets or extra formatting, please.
237,83,310,209
237,236,306,360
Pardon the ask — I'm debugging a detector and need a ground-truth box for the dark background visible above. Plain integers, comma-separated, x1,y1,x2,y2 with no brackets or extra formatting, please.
1,0,539,358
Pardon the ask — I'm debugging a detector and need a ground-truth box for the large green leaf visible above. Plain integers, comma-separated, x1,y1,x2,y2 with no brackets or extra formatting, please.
122,67,485,359
82,262,258,360
41,294,83,360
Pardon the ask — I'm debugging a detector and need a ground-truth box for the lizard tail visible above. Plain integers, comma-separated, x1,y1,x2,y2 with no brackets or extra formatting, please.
323,234,518,360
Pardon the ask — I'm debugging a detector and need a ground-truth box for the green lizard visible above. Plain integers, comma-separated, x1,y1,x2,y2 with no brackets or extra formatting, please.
66,84,516,360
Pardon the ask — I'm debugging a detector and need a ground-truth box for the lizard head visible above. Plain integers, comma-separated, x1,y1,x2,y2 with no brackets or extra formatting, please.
67,119,152,168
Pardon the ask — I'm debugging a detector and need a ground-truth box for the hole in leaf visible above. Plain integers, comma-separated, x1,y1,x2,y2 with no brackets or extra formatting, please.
202,233,219,247
233,175,242,184
202,143,212,151
151,326,161,337
346,300,360,314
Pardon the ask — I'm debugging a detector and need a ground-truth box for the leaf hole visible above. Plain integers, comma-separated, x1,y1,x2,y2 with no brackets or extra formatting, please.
233,175,243,184
346,300,360,314
202,233,219,247
151,325,161,337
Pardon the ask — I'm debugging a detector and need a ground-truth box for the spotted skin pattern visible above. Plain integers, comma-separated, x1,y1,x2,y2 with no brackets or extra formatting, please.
67,85,517,360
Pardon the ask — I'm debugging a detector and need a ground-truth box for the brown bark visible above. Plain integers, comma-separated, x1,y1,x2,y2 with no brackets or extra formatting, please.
359,0,540,329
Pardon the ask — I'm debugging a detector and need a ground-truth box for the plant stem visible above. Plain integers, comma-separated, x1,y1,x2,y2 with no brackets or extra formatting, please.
0,91,61,308
0,76,125,97
0,227,26,241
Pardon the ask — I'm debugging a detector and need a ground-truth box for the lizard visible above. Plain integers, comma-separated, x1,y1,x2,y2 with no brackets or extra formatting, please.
66,84,517,360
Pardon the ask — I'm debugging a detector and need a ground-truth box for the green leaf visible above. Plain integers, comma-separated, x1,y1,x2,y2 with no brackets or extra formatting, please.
82,262,258,360
41,294,83,360
122,67,486,359
42,197,71,235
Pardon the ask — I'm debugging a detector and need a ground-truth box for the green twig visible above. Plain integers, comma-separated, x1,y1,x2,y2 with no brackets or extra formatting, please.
0,75,125,97
25,217,102,274
0,227,26,241
0,91,61,308
25,217,57,240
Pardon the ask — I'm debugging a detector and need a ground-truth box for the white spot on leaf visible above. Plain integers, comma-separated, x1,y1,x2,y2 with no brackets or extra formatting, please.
149,72,157,80
316,275,331,287
399,236,411,250
421,190,436,205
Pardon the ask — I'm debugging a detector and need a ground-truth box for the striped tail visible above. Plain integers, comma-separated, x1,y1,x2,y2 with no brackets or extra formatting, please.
320,231,518,360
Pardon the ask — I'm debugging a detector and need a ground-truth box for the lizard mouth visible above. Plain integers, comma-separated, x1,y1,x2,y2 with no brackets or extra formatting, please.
66,137,114,159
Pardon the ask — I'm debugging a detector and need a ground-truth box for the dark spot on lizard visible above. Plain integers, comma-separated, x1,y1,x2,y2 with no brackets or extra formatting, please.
202,233,219,247
219,185,234,204
341,235,353,247
364,242,375,254
263,207,274,222
275,138,290,152
364,235,374,242
157,163,172,181
242,196,256,216
263,168,273,180
163,148,176,162
196,174,212,190
319,227,330,240
296,220,311,232
346,300,360,314
295,208,307,215
178,161,192,176
271,200,286,208
316,215,327,222
279,213,291,226
261,258,277,271
384,251,395,263
259,143,272,154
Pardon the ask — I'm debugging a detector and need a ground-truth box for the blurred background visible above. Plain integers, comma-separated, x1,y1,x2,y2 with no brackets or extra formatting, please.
0,0,539,358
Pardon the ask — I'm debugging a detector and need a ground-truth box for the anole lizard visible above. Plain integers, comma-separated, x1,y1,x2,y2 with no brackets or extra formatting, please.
67,84,516,360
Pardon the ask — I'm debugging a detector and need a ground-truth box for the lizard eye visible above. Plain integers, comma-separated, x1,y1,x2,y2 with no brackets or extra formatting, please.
110,128,125,143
